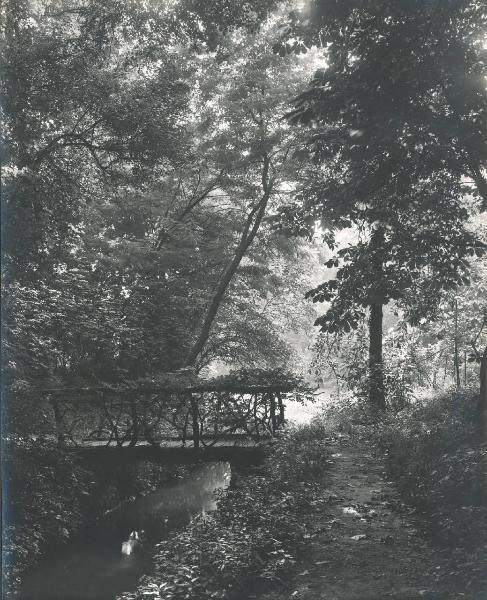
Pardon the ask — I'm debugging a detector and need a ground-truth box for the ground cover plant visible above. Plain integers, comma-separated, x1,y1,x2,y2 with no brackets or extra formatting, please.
2,438,194,598
376,390,487,594
2,438,91,597
117,419,333,600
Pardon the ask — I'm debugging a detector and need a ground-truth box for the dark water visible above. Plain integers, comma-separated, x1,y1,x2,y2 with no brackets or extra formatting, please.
19,462,231,600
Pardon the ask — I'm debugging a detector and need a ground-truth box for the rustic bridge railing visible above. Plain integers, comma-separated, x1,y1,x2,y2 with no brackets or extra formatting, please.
38,381,297,450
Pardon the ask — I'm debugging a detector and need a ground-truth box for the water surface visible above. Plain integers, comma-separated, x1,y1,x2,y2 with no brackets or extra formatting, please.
19,461,231,600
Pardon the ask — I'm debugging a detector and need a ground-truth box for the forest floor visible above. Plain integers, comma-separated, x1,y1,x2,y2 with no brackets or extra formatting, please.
261,432,479,600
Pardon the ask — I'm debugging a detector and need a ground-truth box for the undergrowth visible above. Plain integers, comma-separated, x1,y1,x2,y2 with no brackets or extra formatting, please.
117,419,333,600
375,389,487,594
2,438,91,597
2,438,194,598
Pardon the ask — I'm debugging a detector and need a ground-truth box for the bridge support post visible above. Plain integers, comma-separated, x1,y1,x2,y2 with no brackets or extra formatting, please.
189,393,200,450
269,393,277,434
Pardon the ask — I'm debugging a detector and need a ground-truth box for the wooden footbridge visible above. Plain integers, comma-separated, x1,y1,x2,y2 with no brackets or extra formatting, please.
68,435,270,467
35,369,311,458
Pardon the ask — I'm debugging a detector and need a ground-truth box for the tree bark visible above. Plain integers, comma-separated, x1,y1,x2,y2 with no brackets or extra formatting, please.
369,302,386,412
479,345,487,445
453,299,461,389
277,391,285,426
182,409,190,447
368,226,386,412
183,155,273,367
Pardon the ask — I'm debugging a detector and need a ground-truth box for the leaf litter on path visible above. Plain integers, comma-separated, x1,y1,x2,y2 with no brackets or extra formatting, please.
259,435,457,600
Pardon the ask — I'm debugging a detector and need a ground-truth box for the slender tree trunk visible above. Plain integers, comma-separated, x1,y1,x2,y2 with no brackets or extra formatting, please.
214,395,222,436
184,155,272,367
478,345,487,502
253,395,259,436
368,226,386,412
155,171,225,250
277,392,285,426
369,303,386,411
453,299,461,389
182,409,190,447
479,345,487,443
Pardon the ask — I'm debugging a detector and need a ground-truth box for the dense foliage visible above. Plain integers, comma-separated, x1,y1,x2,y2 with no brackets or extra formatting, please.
376,390,487,593
117,419,332,600
2,439,90,596
1,0,322,439
274,0,487,408
377,390,487,543
312,251,487,408
2,437,194,597
2,0,487,597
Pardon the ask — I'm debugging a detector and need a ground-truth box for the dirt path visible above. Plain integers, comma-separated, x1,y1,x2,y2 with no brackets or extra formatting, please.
279,433,465,600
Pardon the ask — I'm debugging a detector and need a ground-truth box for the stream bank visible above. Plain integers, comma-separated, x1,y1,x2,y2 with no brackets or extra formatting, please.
116,408,486,600
18,461,231,600
117,419,334,600
2,438,217,598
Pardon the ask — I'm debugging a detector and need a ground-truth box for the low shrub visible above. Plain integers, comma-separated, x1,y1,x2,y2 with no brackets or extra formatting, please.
2,438,196,597
2,438,91,596
376,389,487,547
117,419,333,600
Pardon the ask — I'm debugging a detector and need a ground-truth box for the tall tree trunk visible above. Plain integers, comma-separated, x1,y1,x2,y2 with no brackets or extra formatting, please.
184,155,272,368
453,299,461,389
182,409,190,447
214,395,222,436
479,345,487,503
253,395,259,437
277,392,285,426
368,226,386,412
369,302,386,411
479,345,487,444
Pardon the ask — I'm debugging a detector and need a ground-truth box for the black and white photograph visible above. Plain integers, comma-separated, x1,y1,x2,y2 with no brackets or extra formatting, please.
1,1,487,598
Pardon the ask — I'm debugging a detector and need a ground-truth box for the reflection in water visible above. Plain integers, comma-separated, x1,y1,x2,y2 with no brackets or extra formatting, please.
19,462,231,600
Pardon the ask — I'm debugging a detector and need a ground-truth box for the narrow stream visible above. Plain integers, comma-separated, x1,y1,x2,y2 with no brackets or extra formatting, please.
19,461,231,600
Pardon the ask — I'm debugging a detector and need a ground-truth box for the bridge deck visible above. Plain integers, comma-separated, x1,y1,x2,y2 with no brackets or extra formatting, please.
64,437,271,466
77,438,264,449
